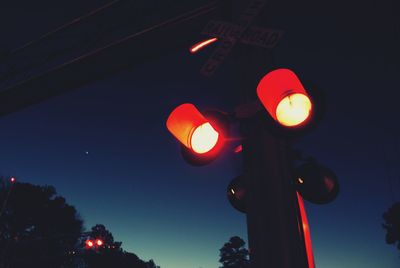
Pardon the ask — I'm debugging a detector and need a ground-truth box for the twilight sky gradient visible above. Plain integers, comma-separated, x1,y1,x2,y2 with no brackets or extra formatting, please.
1,0,400,267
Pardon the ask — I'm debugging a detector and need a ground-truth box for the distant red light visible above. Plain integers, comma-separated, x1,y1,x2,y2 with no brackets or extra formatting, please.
10,177,16,183
96,239,104,246
86,240,94,248
189,37,218,53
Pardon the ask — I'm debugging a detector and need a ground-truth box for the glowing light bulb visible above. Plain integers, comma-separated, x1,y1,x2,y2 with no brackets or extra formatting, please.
276,93,312,127
190,122,219,154
86,240,94,247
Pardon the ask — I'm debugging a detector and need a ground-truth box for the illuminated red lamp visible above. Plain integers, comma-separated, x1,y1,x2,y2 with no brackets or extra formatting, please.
95,239,104,247
257,69,312,128
10,177,16,183
85,239,94,248
166,103,222,155
189,38,218,54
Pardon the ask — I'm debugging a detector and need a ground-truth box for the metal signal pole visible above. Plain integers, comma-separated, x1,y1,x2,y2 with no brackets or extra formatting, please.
241,119,309,268
235,38,310,268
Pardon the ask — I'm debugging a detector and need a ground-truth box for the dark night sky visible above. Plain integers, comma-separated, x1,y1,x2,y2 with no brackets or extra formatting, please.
1,0,400,267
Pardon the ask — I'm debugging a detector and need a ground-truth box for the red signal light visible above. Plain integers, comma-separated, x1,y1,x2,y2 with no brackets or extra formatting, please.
191,122,219,153
86,239,94,248
95,239,104,246
10,177,16,183
166,103,221,154
257,69,312,127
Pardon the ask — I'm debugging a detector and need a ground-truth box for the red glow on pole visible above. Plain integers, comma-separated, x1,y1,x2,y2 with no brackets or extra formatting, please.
296,192,315,268
191,122,219,153
234,144,243,153
257,69,312,127
324,176,335,192
189,37,218,53
10,177,16,183
166,103,220,154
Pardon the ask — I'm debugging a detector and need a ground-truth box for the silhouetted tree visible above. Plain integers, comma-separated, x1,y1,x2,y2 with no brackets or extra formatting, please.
383,202,400,250
82,224,159,268
146,259,160,268
219,236,249,268
0,178,83,267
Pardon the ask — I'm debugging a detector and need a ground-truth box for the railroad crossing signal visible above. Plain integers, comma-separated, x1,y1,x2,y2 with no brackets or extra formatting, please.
166,68,319,164
166,68,317,163
166,67,339,268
